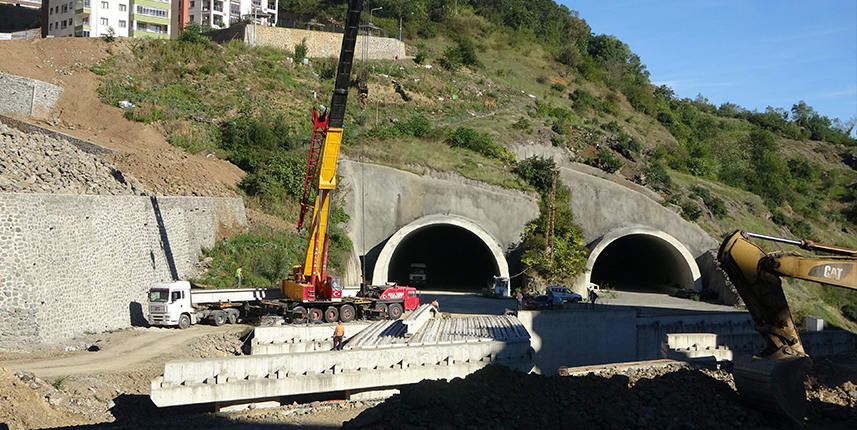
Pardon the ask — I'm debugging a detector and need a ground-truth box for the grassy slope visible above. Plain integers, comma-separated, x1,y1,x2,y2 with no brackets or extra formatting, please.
91,24,857,330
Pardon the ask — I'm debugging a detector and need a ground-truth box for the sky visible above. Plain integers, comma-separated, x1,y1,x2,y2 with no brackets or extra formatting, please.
561,1,857,134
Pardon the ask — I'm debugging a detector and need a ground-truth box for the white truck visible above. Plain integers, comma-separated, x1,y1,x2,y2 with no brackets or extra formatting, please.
147,281,286,329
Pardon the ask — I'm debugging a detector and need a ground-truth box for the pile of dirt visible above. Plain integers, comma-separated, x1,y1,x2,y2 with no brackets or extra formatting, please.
0,38,245,199
344,360,857,430
0,367,99,430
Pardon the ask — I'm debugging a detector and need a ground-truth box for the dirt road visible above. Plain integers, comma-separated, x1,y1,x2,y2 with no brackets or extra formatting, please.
1,325,249,379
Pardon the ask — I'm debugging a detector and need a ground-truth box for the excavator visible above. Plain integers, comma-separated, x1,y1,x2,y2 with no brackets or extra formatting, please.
717,230,857,423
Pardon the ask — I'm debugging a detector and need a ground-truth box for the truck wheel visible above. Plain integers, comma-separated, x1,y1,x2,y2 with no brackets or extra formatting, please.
339,304,356,322
178,314,191,330
227,310,238,324
213,311,227,326
308,308,323,323
291,306,308,324
374,303,387,319
324,306,339,323
388,303,404,320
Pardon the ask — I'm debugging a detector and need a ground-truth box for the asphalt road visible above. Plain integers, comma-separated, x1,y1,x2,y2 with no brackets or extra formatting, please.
417,289,740,317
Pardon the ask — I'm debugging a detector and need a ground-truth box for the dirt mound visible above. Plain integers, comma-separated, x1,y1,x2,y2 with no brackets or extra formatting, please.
0,367,98,430
0,38,244,198
344,362,857,430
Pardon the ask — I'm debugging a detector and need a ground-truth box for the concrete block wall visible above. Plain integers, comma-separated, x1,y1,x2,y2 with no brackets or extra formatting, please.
208,24,405,60
0,73,62,119
0,193,247,347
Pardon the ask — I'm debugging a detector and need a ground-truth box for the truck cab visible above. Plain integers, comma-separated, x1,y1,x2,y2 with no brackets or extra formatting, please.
409,263,427,286
148,281,194,329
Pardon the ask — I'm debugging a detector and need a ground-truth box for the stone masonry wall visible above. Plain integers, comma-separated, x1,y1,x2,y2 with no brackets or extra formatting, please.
209,24,405,60
0,193,247,347
0,73,62,119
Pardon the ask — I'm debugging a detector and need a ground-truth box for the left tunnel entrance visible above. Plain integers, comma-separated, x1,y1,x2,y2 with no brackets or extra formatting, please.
386,224,500,292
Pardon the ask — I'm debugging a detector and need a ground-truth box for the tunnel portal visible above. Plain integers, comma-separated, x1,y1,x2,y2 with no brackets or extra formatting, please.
388,224,498,291
372,215,509,293
588,229,699,294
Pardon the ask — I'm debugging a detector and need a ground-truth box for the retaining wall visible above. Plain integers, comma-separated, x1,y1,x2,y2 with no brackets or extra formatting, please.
0,73,62,119
208,24,405,60
518,307,855,374
0,193,247,347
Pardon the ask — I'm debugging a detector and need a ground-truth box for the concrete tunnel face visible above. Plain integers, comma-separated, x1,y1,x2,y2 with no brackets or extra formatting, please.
387,224,500,291
588,232,698,293
371,215,510,292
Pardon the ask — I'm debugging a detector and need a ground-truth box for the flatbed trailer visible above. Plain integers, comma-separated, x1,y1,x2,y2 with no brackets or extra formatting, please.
147,281,419,329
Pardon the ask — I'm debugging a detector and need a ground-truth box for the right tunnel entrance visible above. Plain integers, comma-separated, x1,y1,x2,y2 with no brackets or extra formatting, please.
588,232,698,294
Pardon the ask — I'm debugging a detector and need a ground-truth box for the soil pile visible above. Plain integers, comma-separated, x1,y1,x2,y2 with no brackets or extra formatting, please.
0,367,98,430
344,360,857,430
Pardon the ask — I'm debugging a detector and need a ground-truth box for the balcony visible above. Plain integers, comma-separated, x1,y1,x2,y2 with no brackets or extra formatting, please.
74,0,90,15
267,3,275,10
213,5,223,11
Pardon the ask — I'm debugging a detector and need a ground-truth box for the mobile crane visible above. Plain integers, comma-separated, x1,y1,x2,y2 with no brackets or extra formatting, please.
147,0,419,328
717,230,857,423
278,0,418,323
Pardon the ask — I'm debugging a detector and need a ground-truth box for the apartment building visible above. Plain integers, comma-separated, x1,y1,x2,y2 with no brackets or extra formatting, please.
43,0,171,38
183,0,277,31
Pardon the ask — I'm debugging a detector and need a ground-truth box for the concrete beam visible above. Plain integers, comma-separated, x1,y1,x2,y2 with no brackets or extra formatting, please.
151,340,532,407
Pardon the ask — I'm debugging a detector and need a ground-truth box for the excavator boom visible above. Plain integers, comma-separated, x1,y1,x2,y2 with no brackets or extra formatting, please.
717,230,857,423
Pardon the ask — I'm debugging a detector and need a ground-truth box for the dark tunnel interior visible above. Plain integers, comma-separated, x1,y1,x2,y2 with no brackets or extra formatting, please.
589,234,694,293
387,224,499,292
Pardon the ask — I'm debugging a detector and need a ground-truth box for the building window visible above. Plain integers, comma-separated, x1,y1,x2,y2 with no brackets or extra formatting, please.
189,1,194,7
101,17,108,25
135,5,169,18
83,17,89,24
119,20,126,28
189,15,194,21
119,3,126,11
101,1,108,8
49,8,53,14
83,30,90,37
49,23,54,30
61,4,67,12
61,20,67,29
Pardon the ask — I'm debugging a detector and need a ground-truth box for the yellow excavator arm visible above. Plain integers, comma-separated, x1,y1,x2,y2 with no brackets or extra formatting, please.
717,230,857,423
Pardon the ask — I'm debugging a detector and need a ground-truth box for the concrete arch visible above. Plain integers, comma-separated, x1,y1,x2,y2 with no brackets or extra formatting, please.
372,214,510,289
585,226,702,292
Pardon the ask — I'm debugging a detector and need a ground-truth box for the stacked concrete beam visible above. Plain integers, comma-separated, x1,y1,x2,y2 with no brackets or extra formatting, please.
150,340,533,407
250,323,372,355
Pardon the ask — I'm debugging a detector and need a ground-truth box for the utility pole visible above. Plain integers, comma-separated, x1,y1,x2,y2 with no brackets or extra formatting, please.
545,170,557,260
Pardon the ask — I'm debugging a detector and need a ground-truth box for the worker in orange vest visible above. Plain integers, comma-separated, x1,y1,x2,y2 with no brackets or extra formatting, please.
431,299,440,317
333,322,345,351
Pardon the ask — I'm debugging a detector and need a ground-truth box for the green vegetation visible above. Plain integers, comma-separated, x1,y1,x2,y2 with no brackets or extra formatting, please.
52,376,68,390
193,224,350,288
514,156,588,284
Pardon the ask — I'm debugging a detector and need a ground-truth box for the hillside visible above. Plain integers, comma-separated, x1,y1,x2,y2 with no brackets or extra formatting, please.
1,3,856,330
